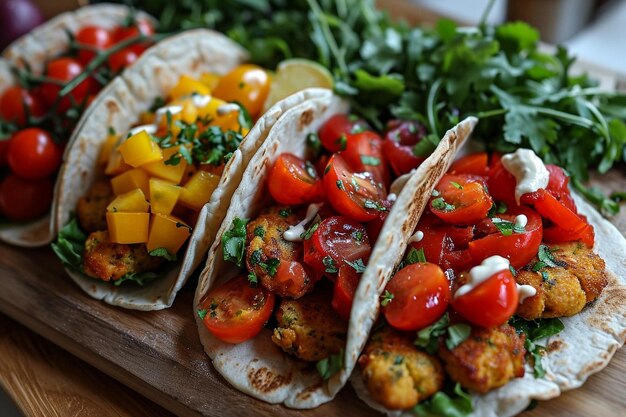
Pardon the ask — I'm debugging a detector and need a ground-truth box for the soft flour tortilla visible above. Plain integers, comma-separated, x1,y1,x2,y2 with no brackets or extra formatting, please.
0,4,155,248
54,31,333,311
193,99,477,408
351,144,626,417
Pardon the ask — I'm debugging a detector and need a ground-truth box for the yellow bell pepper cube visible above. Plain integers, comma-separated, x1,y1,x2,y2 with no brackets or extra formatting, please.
199,72,220,91
181,100,198,124
146,213,192,254
149,178,182,215
181,163,197,186
142,147,188,184
107,188,150,213
104,149,132,176
111,168,150,196
178,170,220,211
118,130,163,168
106,212,150,244
139,111,155,125
170,75,210,100
98,132,119,167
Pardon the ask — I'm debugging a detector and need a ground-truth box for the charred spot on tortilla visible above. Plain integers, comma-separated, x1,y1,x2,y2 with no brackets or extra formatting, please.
295,381,324,401
547,339,564,353
247,367,292,393
106,99,121,113
299,109,314,129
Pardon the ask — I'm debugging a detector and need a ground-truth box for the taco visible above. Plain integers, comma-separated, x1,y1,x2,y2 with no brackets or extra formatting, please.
0,3,156,247
350,145,626,417
192,83,477,408
52,30,333,310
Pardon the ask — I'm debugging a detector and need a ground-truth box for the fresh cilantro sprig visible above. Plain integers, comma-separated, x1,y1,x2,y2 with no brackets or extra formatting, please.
222,218,249,267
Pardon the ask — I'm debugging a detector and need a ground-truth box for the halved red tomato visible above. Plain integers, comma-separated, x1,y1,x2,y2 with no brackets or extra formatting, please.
318,114,369,152
449,152,489,176
342,130,390,189
452,269,518,327
201,275,275,344
487,159,518,208
430,174,493,226
268,153,323,205
323,154,386,222
268,260,321,299
382,120,426,176
468,206,543,269
332,265,361,321
383,262,450,331
303,215,370,277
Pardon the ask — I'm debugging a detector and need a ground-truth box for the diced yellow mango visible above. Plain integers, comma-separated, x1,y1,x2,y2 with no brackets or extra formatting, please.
111,168,150,196
118,130,163,167
181,100,198,124
146,213,192,254
107,189,149,213
98,133,119,166
149,178,182,215
178,170,220,211
104,149,132,176
106,212,150,244
199,72,220,91
181,164,197,186
142,147,188,184
170,75,210,100
197,97,225,121
139,111,155,125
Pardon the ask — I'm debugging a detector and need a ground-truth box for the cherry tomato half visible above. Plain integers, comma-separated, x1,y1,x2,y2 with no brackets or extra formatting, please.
268,153,323,205
41,58,92,111
0,175,54,221
212,64,271,119
342,130,390,189
449,152,489,176
332,265,361,321
0,86,45,126
452,269,518,327
201,275,275,344
75,25,113,65
318,114,370,153
382,119,427,176
304,215,371,277
487,159,518,208
430,174,493,226
383,262,450,331
7,128,62,180
323,154,386,222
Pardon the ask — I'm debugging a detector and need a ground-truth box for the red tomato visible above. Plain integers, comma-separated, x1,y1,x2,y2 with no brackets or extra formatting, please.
201,275,275,344
0,86,45,125
318,114,369,152
543,223,594,247
75,25,113,65
108,45,143,73
530,189,588,232
270,260,321,299
268,153,323,205
487,159,518,208
332,265,361,321
545,164,570,197
7,128,61,180
383,262,450,331
212,64,271,118
468,206,543,269
364,198,392,243
342,131,390,189
430,174,493,226
323,154,386,222
0,139,9,166
452,269,518,327
41,58,92,111
382,120,427,176
450,153,489,176
304,216,371,277
0,175,54,221
113,20,154,43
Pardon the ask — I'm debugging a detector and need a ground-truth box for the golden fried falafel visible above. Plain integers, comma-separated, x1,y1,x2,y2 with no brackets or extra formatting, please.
83,231,164,281
271,283,347,362
246,206,319,298
359,326,444,410
438,324,525,394
76,180,114,233
516,242,607,320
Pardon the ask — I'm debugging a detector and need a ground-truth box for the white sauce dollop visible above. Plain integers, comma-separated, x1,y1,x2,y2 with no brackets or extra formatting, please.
501,149,549,205
155,105,183,124
455,255,510,299
387,193,397,202
191,94,212,108
128,124,158,137
514,214,528,228
408,230,424,243
283,203,324,242
517,283,537,303
217,103,241,116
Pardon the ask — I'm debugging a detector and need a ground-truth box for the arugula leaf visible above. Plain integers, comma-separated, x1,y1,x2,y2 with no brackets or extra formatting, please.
445,323,472,350
222,218,249,267
316,349,344,380
413,383,473,417
149,247,177,261
415,314,449,354
51,217,87,268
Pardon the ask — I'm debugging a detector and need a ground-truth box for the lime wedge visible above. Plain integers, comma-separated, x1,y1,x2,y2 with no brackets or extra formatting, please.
263,58,334,111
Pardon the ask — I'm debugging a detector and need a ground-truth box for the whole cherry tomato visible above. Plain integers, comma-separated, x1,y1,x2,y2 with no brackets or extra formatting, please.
7,128,61,180
113,19,154,43
41,58,92,111
382,119,427,176
0,174,54,221
268,153,323,205
75,25,113,65
108,45,143,73
212,64,271,118
318,114,370,153
430,174,493,226
0,86,45,125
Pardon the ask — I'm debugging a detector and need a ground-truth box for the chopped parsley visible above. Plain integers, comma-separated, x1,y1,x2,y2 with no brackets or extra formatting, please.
222,217,249,267
345,258,367,273
260,258,280,277
248,272,258,286
403,247,427,267
253,226,265,238
335,135,347,150
148,247,177,261
322,256,338,273
450,181,463,189
352,229,364,242
381,290,394,307
431,197,455,212
491,217,525,236
360,155,381,166
197,309,208,319
336,180,345,190
301,221,319,240
279,208,291,217
363,199,387,211
532,244,565,271
306,132,322,157
305,161,318,179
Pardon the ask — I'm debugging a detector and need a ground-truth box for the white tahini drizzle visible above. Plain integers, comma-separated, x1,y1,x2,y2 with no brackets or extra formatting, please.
501,149,549,205
191,94,212,108
517,284,537,303
283,203,324,242
387,193,397,202
514,214,528,228
217,103,241,116
408,230,424,243
128,124,158,137
155,105,183,123
455,255,510,299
